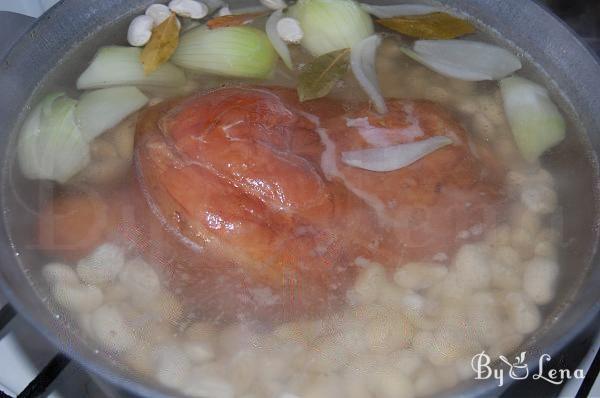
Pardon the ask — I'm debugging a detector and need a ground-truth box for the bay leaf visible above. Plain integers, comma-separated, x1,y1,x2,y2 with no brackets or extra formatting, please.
377,12,475,40
141,13,181,75
297,48,350,102
207,12,267,29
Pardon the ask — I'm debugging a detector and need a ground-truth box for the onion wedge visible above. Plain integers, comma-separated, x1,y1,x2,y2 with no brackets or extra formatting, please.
402,39,522,81
351,35,388,114
360,3,441,18
266,10,293,69
76,87,148,141
341,136,453,172
77,46,186,90
500,76,566,161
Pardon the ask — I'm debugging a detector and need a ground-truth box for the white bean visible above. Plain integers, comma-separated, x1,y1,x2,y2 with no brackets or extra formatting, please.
342,368,372,398
427,327,482,365
78,314,94,337
435,365,459,389
183,340,215,364
368,366,415,398
276,17,304,44
138,291,183,324
52,283,103,313
467,292,503,346
306,336,349,373
394,262,448,290
169,0,208,19
504,292,542,334
534,240,558,259
349,262,387,305
118,257,161,302
218,324,260,356
511,205,542,234
485,224,511,248
412,330,434,356
261,0,287,10
103,283,130,303
90,305,136,352
272,321,313,345
127,15,154,47
185,321,218,343
302,375,344,398
229,351,258,394
523,257,559,304
510,227,536,259
123,343,155,375
429,271,472,301
76,243,125,285
495,245,521,266
256,351,290,382
155,344,192,390
454,244,491,289
387,349,423,377
414,369,442,397
182,372,234,398
42,263,79,285
146,4,172,26
377,283,410,309
491,257,522,290
217,5,231,16
365,313,414,353
521,184,558,214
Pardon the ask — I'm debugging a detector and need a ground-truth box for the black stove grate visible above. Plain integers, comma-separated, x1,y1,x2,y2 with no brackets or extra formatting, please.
0,304,70,398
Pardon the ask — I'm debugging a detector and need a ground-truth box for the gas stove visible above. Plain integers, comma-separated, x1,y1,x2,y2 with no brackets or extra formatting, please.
0,1,598,397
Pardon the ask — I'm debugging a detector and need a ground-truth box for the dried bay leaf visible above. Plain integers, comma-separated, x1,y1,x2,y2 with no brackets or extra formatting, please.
297,48,350,102
377,12,475,40
207,12,267,29
141,13,181,75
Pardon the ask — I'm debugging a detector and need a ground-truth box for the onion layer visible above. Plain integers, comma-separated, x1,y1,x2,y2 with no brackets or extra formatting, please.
341,136,453,172
402,39,522,81
76,87,148,141
500,76,566,161
351,35,387,114
288,0,374,57
266,10,293,69
172,26,277,79
77,46,186,90
18,93,91,183
360,3,441,18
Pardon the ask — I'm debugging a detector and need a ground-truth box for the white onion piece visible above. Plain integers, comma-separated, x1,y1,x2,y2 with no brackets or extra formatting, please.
172,26,277,79
266,10,293,69
402,40,522,81
288,0,374,57
77,46,186,90
18,93,91,183
500,76,566,161
360,3,441,18
76,87,148,141
341,136,453,172
351,35,387,114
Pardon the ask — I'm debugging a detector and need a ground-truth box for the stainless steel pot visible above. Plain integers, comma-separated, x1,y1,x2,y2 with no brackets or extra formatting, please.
0,1,598,397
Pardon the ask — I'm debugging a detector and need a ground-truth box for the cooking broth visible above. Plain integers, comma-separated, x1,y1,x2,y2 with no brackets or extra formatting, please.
5,3,575,398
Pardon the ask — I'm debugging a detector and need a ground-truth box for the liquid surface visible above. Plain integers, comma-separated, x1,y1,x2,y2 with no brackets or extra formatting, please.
13,10,568,398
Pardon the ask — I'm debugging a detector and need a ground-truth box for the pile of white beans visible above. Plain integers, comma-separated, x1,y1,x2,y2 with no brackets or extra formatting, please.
39,41,562,398
41,162,560,398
